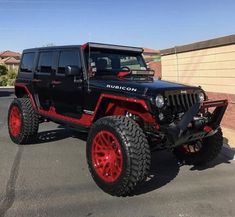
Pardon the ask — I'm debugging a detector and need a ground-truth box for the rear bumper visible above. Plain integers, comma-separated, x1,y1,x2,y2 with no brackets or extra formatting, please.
164,99,228,147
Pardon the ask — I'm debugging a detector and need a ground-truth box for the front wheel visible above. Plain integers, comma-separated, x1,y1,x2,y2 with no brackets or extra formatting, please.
86,116,151,196
173,128,223,165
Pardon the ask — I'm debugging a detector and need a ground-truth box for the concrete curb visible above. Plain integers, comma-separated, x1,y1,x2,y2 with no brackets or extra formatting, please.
0,86,14,89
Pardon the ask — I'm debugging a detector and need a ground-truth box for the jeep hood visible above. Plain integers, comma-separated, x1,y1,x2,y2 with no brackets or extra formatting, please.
89,78,200,96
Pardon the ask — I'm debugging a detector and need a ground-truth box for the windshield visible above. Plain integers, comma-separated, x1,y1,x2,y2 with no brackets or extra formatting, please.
85,49,146,76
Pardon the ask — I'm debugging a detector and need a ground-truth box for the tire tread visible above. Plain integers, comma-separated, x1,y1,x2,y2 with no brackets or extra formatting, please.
87,116,151,196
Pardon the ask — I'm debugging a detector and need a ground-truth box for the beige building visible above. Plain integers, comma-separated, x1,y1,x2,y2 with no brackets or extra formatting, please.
160,35,235,95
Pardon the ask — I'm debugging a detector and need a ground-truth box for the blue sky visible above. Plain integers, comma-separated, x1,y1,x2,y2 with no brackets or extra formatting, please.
0,0,235,52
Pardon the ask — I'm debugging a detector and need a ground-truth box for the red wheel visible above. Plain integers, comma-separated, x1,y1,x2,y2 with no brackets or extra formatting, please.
87,116,150,196
9,105,22,137
92,130,123,183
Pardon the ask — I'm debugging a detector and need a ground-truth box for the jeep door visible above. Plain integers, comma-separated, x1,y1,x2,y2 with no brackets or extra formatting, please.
51,49,83,118
33,50,56,110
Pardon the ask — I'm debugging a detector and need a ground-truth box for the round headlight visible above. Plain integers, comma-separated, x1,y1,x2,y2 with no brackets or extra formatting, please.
198,92,205,102
155,94,165,108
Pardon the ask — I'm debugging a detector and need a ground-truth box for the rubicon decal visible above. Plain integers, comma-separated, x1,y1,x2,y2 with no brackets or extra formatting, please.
106,84,137,92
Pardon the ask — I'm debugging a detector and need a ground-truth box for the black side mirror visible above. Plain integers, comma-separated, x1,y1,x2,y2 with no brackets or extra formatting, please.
65,65,82,77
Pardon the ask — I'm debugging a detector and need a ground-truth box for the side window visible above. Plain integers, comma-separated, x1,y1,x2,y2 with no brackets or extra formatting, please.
37,52,54,73
20,53,35,72
58,50,80,74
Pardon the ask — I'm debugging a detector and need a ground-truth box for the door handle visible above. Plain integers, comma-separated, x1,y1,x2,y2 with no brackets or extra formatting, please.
51,80,62,85
32,79,42,83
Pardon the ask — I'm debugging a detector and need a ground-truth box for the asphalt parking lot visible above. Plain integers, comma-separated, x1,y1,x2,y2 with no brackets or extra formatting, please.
0,88,235,217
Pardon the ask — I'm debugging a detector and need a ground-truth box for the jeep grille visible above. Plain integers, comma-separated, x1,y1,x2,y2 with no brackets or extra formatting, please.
165,90,199,112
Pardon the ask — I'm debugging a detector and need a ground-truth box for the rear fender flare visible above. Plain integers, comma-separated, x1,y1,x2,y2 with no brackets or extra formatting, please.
14,84,37,109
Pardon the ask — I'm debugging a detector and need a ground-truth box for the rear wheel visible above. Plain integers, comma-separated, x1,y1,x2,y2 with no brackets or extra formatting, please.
86,116,151,196
173,128,223,165
8,98,39,144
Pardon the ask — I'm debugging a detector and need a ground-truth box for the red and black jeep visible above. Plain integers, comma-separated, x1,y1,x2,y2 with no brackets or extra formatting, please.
8,43,228,196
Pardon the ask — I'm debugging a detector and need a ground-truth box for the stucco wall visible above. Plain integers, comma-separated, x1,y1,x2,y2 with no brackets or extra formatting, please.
161,44,235,94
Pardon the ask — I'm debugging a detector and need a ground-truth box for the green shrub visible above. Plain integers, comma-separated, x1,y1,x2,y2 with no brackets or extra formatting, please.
7,79,15,86
0,68,17,86
7,69,17,79
0,75,8,86
0,64,8,76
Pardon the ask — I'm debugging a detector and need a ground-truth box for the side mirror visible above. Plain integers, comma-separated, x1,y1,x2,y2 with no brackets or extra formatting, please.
65,65,82,77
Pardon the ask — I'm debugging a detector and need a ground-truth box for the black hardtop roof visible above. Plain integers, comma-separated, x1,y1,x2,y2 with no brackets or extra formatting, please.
23,42,143,53
23,45,81,53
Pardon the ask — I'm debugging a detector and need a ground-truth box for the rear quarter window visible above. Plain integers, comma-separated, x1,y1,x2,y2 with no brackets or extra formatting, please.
20,52,35,73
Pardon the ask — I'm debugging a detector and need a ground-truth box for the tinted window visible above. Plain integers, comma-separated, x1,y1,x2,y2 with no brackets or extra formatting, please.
58,51,80,74
37,52,54,73
20,53,35,72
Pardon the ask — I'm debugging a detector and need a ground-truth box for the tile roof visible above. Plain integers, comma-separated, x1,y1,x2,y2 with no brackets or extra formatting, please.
143,48,160,54
0,50,21,58
0,57,20,64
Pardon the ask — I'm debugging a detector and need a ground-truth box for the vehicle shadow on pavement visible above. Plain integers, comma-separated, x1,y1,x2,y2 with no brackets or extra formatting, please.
29,126,88,145
38,129,71,144
189,137,234,171
28,128,73,145
189,155,233,171
133,151,180,195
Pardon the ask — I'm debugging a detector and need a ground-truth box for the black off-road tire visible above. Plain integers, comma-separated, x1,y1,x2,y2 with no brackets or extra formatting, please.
86,116,151,197
8,98,39,144
173,128,223,166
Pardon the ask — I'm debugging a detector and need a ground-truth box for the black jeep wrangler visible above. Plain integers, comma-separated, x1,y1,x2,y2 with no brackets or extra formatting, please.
8,43,228,196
